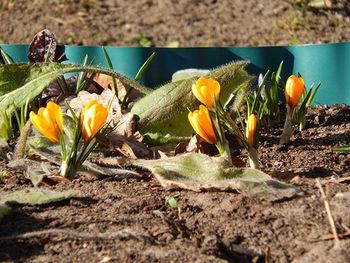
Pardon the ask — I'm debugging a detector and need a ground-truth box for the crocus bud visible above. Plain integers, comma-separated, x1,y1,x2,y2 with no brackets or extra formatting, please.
81,100,109,143
191,77,220,109
188,105,217,144
246,114,257,146
30,101,63,143
285,75,304,109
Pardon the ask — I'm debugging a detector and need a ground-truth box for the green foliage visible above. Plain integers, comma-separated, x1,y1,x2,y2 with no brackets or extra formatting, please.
0,63,150,116
332,146,350,153
131,61,254,145
246,61,283,127
76,54,92,93
0,188,79,205
0,48,14,64
0,110,13,141
132,153,299,201
122,51,156,109
292,80,321,128
0,63,150,140
165,196,178,209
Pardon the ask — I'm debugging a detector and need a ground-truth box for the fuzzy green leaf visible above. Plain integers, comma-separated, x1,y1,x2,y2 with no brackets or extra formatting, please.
0,63,150,118
165,196,178,209
132,153,300,201
0,188,79,205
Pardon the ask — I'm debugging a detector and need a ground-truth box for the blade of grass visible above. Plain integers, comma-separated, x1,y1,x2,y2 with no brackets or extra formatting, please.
102,47,118,97
0,48,14,64
121,52,155,108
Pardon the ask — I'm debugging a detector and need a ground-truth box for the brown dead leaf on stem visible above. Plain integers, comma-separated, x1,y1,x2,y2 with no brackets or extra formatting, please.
107,133,153,159
92,73,143,103
174,135,217,155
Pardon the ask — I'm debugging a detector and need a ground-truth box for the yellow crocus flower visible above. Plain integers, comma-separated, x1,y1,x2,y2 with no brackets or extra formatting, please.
81,100,109,143
30,102,63,143
285,75,305,109
188,105,217,144
191,77,220,108
246,113,257,146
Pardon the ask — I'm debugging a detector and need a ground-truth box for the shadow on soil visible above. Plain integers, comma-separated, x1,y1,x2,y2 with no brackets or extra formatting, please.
0,207,47,261
0,196,97,261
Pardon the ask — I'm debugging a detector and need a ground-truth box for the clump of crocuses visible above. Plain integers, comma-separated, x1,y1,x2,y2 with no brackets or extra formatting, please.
30,100,109,179
188,77,261,169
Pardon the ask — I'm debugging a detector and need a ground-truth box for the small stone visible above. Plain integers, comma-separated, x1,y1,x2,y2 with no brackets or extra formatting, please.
273,219,284,229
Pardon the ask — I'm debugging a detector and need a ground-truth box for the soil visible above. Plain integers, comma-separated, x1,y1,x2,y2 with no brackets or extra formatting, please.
0,0,350,46
1,1,350,262
1,105,350,262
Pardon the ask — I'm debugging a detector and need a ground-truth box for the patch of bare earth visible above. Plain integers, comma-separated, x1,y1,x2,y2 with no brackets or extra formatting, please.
1,106,350,262
0,0,349,46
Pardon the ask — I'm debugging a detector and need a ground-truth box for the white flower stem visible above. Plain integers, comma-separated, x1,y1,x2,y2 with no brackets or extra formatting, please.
247,146,260,169
280,105,295,144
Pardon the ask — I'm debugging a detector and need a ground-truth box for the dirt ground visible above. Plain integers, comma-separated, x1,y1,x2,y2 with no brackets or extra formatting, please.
1,1,350,263
0,0,349,46
1,106,350,262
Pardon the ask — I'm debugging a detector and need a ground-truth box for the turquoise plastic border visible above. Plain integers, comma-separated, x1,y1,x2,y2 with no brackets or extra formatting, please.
1,43,349,105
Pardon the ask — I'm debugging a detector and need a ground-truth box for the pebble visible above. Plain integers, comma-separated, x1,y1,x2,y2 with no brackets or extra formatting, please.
273,219,284,229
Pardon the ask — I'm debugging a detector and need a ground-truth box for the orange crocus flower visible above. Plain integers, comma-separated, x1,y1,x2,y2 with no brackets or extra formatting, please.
246,113,257,146
30,101,63,143
188,105,217,144
81,100,109,143
285,75,305,109
191,77,220,108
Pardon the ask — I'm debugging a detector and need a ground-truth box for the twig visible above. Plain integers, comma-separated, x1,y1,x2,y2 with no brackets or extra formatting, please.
0,228,159,244
310,231,350,243
316,178,340,247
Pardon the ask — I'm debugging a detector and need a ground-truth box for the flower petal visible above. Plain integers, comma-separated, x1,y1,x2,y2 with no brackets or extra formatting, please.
285,75,304,108
30,111,59,143
192,77,221,108
47,101,63,132
188,105,217,144
246,114,257,146
81,101,108,143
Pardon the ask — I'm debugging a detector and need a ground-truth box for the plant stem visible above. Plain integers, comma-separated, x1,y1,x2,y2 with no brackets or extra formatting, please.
280,105,295,144
218,106,245,146
247,146,260,169
14,120,32,159
299,116,306,131
217,139,232,165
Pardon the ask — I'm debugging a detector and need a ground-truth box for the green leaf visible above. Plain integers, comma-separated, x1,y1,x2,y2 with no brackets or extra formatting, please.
165,196,178,209
0,48,14,64
63,115,77,142
0,188,79,205
27,136,142,179
0,63,150,118
332,145,350,153
131,61,254,145
132,153,300,201
134,52,155,81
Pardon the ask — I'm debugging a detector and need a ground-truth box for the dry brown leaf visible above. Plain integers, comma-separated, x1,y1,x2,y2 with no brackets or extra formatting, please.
115,141,138,159
68,89,122,124
108,133,153,159
157,150,169,159
42,175,71,186
93,74,143,102
115,113,137,138
174,135,218,155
